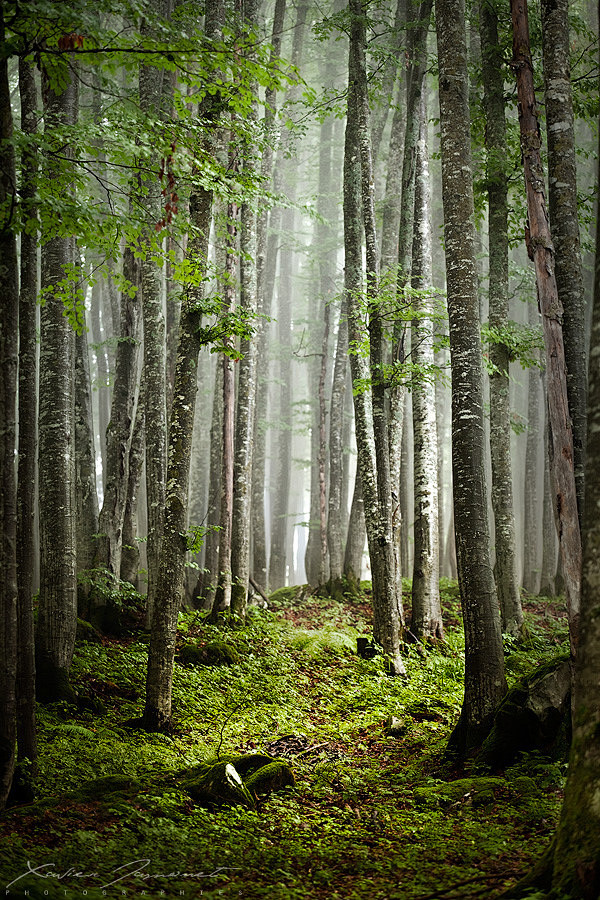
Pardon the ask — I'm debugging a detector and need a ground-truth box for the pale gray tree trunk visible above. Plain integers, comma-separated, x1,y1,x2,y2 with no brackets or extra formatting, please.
480,0,522,635
36,63,78,705
0,22,19,808
231,0,260,616
89,281,110,477
140,3,167,627
347,0,405,674
410,93,442,642
194,361,223,608
541,0,587,528
120,378,145,588
94,240,141,581
523,326,542,595
268,0,310,590
15,56,38,797
539,405,558,597
344,467,367,585
75,315,99,579
436,0,506,756
328,300,349,584
370,0,406,165
251,0,286,593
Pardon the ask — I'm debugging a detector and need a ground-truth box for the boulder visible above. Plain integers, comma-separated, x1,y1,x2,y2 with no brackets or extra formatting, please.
179,753,295,810
477,653,571,769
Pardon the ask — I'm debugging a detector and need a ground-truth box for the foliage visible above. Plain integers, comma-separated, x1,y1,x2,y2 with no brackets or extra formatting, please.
482,318,545,372
0,581,570,899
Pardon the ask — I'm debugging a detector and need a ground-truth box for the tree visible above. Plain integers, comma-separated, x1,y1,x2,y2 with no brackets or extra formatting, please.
0,5,20,809
346,0,405,675
35,58,79,705
410,92,443,642
511,0,581,653
479,0,522,635
541,0,587,529
436,0,506,756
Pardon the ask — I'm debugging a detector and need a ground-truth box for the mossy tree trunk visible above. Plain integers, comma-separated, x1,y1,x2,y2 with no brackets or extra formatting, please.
436,0,506,756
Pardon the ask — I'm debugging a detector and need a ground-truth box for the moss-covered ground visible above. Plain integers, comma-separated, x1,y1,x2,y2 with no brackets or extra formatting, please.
0,580,570,899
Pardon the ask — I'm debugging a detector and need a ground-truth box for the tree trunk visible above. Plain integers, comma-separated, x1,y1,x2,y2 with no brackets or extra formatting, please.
328,300,349,583
541,0,587,529
140,4,167,627
0,17,19,808
550,129,600,897
539,402,558,597
523,330,542,594
94,241,141,579
75,315,99,579
511,0,581,652
36,62,78,705
436,0,506,756
15,55,38,797
410,92,443,642
250,0,286,593
194,361,223,608
120,378,145,588
347,0,405,674
480,0,522,635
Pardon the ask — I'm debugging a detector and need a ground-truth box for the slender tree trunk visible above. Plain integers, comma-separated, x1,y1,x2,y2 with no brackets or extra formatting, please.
250,0,286,593
140,4,167,627
213,194,237,613
89,281,110,478
480,0,522,635
410,93,442,642
36,62,78,705
523,329,542,594
370,0,406,165
194,361,223,608
268,0,310,591
75,316,99,579
541,0,587,529
436,0,506,756
539,400,558,597
511,0,581,651
347,0,405,674
120,379,145,587
328,300,349,584
94,241,142,579
0,18,19,808
15,56,38,798
344,467,367,585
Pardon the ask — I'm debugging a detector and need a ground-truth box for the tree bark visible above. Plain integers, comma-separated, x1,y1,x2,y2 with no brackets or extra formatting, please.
511,0,581,651
36,62,78,705
75,312,99,579
120,377,145,588
541,0,587,529
94,241,142,580
480,0,522,635
15,55,38,797
410,92,443,642
347,0,405,674
436,0,506,756
328,300,349,583
523,324,542,594
0,15,20,808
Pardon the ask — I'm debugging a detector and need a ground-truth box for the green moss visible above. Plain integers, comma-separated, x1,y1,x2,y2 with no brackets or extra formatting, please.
414,776,507,808
267,584,308,606
179,639,240,667
245,760,295,795
76,618,102,643
77,774,142,800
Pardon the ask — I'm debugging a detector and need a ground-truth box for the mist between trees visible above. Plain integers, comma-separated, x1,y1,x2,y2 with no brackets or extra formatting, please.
0,0,599,893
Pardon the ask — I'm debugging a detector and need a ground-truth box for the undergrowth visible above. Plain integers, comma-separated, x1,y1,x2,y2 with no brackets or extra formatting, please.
0,581,569,900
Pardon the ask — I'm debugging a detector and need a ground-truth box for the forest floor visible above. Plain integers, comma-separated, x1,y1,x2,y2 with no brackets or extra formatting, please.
0,579,570,900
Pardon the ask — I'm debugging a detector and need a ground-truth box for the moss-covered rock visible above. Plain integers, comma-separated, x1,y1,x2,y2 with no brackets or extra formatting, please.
290,627,357,657
76,617,103,643
477,654,571,769
414,776,506,808
179,753,294,809
179,639,240,667
77,774,142,800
